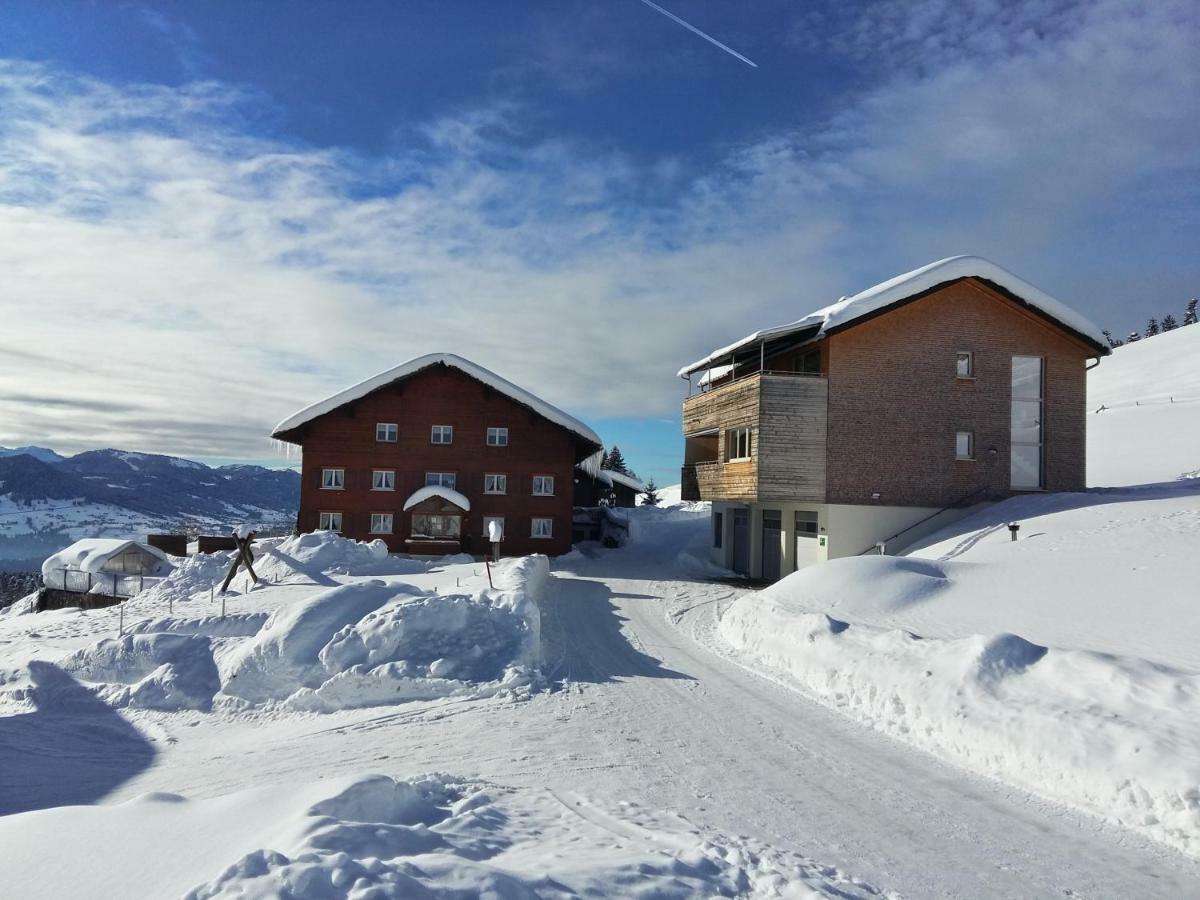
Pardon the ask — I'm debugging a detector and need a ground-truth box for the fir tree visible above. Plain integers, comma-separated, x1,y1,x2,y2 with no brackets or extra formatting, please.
1161,314,1178,331
1126,331,1141,343
1184,299,1198,326
640,478,661,507
604,445,631,476
1102,329,1124,349
1145,318,1160,337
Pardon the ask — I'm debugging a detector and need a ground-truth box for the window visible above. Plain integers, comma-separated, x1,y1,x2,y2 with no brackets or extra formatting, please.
794,510,819,537
482,516,505,539
1011,356,1044,489
726,427,752,461
484,473,507,494
956,352,974,379
318,511,342,532
376,422,398,442
370,513,393,534
431,425,453,444
956,431,974,460
372,470,395,491
411,514,461,539
425,472,457,489
532,475,555,496
796,349,821,375
321,468,345,490
713,511,723,548
486,427,509,446
531,517,554,539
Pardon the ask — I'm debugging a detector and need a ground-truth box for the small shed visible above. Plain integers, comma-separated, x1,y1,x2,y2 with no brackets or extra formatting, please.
574,468,647,509
41,539,173,600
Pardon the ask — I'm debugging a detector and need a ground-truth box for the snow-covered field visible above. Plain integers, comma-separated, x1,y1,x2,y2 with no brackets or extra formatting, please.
1088,323,1200,485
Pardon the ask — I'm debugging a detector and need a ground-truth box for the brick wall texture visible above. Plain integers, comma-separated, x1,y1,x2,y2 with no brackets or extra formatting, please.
295,364,583,556
824,277,1092,506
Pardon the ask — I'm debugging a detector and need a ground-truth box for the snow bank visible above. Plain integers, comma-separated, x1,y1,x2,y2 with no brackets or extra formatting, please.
254,531,429,581
719,558,1200,857
52,633,221,711
135,551,233,605
0,773,886,899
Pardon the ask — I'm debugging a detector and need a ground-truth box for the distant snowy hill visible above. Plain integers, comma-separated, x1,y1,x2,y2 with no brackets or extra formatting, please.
0,448,299,570
0,445,65,464
1088,324,1200,485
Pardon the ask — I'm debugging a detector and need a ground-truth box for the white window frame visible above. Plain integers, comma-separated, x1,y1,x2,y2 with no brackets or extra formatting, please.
956,431,975,460
318,511,343,532
531,517,554,539
425,471,457,489
482,515,505,538
321,468,345,490
486,426,509,447
375,422,398,442
371,469,395,491
369,512,394,534
956,351,974,379
431,424,453,445
532,475,555,496
726,427,752,461
484,473,507,495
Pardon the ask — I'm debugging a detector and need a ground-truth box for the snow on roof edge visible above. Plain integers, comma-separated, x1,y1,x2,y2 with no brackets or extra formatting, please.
402,485,472,512
273,353,603,450
677,256,1110,377
41,539,171,579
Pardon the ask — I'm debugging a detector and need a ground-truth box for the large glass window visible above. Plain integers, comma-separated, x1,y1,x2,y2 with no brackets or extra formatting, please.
411,514,461,539
1011,356,1043,489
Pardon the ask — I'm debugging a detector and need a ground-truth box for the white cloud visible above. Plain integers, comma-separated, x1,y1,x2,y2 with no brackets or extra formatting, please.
0,0,1197,460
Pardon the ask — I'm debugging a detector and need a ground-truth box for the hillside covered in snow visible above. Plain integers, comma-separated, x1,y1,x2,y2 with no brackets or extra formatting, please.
1088,323,1200,485
0,448,298,571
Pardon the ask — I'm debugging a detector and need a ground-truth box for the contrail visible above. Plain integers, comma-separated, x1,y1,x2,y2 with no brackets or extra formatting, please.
637,0,758,68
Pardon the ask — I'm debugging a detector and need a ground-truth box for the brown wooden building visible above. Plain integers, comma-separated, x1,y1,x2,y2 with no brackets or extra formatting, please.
677,256,1111,580
272,354,603,557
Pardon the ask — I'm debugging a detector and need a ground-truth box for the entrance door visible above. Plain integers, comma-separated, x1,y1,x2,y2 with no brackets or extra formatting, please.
731,508,750,576
761,509,782,581
794,510,820,570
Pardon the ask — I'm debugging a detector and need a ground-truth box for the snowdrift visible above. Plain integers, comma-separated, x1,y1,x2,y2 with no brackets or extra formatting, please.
720,555,1200,857
1,534,550,715
0,773,887,899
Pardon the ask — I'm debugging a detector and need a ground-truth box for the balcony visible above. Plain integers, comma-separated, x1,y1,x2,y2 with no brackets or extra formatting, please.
681,371,827,503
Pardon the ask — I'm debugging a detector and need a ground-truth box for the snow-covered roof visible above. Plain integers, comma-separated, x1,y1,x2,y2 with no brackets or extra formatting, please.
41,539,171,580
402,485,472,512
272,354,604,472
678,256,1110,377
598,469,648,493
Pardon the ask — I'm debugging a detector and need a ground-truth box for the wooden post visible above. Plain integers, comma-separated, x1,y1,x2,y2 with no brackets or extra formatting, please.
119,602,124,636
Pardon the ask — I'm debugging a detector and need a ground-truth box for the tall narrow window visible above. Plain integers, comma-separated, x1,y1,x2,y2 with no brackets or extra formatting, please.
956,352,974,378
431,425,453,444
956,431,974,460
1011,356,1044,489
321,468,345,490
713,511,723,548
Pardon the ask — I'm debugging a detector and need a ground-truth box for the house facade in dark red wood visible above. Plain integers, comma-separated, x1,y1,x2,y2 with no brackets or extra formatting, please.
272,354,603,558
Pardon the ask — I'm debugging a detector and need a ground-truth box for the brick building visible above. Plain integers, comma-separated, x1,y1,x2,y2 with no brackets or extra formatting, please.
272,354,603,557
677,256,1111,580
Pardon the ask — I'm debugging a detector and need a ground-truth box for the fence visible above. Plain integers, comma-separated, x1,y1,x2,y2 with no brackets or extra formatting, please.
43,569,163,598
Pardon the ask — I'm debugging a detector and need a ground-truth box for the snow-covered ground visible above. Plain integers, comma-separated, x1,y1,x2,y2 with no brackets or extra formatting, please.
1088,323,1200,485
2,506,1198,897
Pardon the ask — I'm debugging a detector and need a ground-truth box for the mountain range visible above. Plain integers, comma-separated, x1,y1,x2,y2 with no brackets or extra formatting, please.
0,446,299,571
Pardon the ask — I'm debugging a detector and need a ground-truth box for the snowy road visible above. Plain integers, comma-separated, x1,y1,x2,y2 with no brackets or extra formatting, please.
104,515,1200,897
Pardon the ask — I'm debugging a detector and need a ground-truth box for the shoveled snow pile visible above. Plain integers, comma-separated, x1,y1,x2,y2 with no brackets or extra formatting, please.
255,531,430,581
1088,322,1200,485
220,571,544,712
0,773,888,899
718,484,1200,857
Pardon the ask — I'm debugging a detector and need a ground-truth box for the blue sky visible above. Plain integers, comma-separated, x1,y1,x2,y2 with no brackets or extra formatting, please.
0,1,1197,487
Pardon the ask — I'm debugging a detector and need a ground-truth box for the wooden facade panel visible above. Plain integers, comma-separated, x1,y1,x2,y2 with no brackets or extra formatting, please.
757,375,827,503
